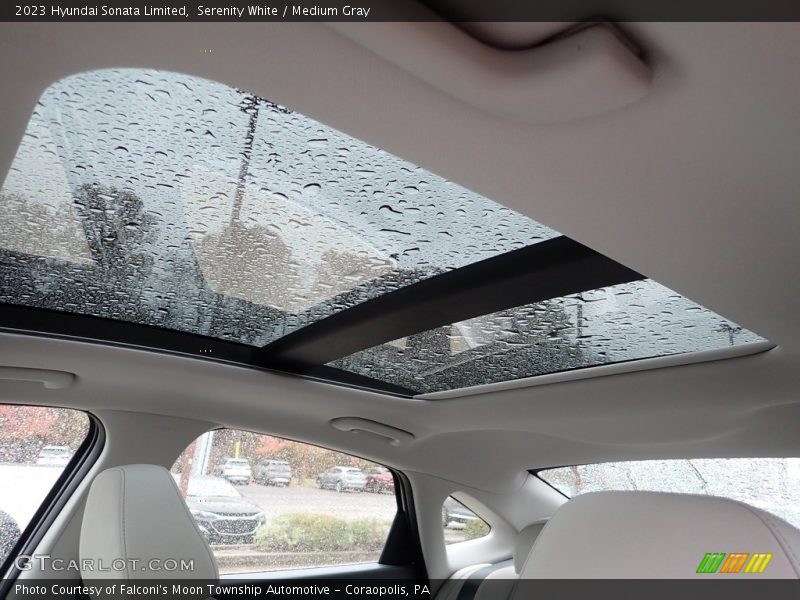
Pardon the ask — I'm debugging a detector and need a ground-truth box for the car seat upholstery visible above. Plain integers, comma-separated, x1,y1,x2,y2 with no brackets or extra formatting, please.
80,464,218,581
515,491,800,580
435,520,547,600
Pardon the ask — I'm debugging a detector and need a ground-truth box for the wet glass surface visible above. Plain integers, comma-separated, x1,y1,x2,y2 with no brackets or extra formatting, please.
330,279,766,393
0,405,89,562
539,458,800,529
0,69,555,346
172,429,398,573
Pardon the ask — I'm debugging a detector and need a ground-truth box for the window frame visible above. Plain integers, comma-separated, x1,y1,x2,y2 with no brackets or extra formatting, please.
0,407,104,589
532,458,800,504
531,465,576,499
173,426,427,581
441,494,493,547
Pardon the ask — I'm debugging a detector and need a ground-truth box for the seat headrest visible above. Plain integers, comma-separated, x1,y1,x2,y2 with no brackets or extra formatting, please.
518,491,800,579
514,521,547,574
80,465,218,580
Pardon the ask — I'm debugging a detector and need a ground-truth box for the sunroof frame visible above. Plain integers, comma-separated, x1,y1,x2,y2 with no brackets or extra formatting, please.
0,304,418,397
0,234,645,397
0,68,764,396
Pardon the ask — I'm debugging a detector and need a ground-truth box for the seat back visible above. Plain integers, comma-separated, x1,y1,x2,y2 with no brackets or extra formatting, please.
515,491,800,581
80,464,218,581
436,520,548,600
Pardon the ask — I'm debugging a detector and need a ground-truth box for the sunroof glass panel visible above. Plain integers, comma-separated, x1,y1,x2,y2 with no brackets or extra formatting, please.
0,69,556,346
328,279,767,393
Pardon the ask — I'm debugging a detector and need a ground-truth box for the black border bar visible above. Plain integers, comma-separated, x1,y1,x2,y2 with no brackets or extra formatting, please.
6,579,800,599
4,0,800,22
0,304,258,364
0,305,416,397
256,236,644,370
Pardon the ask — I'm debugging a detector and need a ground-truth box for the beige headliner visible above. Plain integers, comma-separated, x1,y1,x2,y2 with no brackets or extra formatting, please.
1,22,799,493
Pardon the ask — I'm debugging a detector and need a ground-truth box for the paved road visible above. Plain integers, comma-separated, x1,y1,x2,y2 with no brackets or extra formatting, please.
235,481,469,545
236,481,397,523
0,464,61,529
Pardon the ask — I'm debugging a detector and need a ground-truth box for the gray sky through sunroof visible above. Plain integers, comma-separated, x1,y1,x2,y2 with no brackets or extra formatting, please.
0,69,555,346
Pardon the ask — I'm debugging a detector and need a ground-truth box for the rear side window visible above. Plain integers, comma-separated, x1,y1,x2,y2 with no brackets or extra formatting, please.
0,405,90,565
172,429,397,574
538,458,800,528
442,496,490,545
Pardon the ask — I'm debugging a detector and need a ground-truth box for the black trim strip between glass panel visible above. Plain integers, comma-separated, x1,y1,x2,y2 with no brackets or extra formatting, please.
255,236,645,371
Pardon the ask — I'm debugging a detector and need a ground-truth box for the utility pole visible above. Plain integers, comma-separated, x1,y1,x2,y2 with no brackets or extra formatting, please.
178,439,196,497
231,93,260,226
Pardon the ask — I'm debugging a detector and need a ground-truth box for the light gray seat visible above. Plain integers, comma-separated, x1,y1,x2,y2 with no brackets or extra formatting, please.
80,464,218,581
515,491,800,581
435,520,547,600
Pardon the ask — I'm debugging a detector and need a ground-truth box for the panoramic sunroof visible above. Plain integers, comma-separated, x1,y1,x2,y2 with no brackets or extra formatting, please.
0,69,555,346
0,69,767,396
328,279,766,393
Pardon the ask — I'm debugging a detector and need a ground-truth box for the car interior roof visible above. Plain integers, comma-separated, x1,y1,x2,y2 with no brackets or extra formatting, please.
0,66,766,397
1,21,799,498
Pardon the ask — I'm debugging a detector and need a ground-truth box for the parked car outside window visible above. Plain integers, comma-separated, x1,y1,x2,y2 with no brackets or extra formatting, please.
0,509,21,565
316,466,367,493
35,445,73,467
254,460,292,487
179,475,265,545
214,458,252,485
172,430,396,574
364,466,394,493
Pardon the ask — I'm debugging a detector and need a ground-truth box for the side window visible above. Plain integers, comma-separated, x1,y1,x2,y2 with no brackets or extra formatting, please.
171,429,397,574
442,496,491,545
538,458,800,528
0,405,90,565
